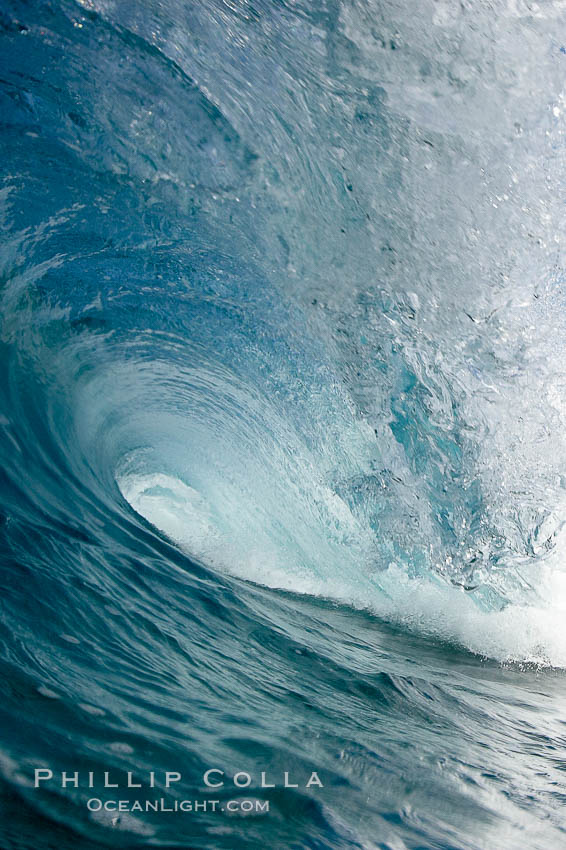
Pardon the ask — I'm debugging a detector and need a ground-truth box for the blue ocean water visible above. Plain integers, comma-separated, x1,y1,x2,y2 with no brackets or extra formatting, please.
2,0,566,847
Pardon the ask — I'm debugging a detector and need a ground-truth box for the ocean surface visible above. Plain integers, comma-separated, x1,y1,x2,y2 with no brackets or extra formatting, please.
2,0,566,847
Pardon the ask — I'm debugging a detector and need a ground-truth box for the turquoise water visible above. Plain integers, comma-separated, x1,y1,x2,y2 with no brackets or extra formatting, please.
2,0,566,847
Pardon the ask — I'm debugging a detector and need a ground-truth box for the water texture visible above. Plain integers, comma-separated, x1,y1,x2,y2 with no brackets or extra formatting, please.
1,0,566,847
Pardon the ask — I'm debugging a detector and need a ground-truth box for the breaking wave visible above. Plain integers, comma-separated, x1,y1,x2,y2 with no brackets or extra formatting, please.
2,1,566,847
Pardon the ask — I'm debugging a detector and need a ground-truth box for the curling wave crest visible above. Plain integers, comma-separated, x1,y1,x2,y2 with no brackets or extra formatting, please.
2,0,566,669
6,2,566,848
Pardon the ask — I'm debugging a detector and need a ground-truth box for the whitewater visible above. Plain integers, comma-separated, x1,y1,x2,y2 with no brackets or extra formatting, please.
1,0,566,848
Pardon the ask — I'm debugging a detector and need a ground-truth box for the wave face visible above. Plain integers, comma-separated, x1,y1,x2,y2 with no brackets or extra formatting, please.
2,0,566,847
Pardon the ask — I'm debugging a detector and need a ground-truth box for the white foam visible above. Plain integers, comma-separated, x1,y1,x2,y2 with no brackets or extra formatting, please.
119,471,566,668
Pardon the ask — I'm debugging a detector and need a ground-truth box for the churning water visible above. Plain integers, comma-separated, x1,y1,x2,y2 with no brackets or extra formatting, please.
2,0,566,847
